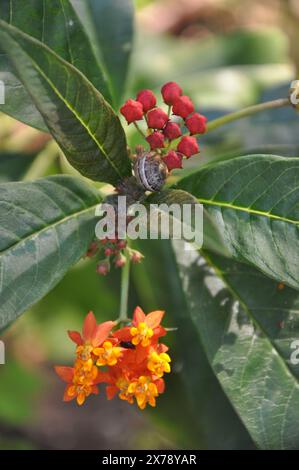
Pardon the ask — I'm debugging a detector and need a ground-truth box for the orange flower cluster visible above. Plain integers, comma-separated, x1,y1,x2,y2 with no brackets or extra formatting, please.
55,307,171,410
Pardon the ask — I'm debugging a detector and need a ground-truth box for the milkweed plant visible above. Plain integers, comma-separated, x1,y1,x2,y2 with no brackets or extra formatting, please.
0,0,299,450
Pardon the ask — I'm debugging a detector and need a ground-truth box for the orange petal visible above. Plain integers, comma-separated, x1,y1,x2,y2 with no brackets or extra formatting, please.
153,325,167,339
135,345,149,364
91,385,99,395
92,320,115,347
77,392,85,406
106,385,118,400
157,342,169,353
67,330,83,345
113,326,131,342
63,385,75,402
55,366,74,383
155,378,165,394
95,369,112,384
145,310,165,329
82,311,97,341
132,306,145,325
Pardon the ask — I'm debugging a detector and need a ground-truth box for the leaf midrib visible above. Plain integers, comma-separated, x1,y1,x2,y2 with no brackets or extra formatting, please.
0,203,99,257
198,198,299,225
32,57,122,178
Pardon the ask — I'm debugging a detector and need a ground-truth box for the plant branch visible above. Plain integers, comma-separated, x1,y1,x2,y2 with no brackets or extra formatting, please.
206,98,290,133
133,121,146,138
118,248,131,323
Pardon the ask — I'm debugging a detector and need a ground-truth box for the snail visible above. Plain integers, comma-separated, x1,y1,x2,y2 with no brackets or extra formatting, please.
133,151,168,192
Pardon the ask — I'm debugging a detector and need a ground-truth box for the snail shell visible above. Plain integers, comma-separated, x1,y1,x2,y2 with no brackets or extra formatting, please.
134,152,168,192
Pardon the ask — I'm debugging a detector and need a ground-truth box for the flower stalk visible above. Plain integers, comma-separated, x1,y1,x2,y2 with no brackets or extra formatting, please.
206,98,290,133
118,247,131,323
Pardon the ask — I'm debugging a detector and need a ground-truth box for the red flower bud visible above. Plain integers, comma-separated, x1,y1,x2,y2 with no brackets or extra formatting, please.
104,247,113,257
120,99,143,124
147,108,169,129
114,253,127,268
172,96,194,118
86,241,98,257
136,89,156,112
129,249,144,264
163,150,183,171
161,82,182,105
163,121,182,140
117,240,127,250
108,238,118,244
177,136,199,158
146,131,165,149
185,113,207,135
96,260,110,276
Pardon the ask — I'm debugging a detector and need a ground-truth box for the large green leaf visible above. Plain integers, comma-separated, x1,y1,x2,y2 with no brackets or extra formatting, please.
132,239,254,449
0,0,112,130
0,175,101,329
176,155,299,290
0,20,131,184
172,241,299,449
71,0,134,106
147,188,229,256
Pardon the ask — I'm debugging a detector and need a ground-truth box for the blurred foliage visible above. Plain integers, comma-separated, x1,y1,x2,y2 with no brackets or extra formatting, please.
0,361,42,424
0,152,35,182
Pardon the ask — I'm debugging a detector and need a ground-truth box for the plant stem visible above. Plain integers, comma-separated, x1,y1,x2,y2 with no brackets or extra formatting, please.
133,121,146,138
118,250,131,322
206,98,290,133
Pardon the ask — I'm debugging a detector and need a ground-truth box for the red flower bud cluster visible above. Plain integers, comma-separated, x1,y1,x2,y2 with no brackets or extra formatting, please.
120,82,207,173
55,308,171,409
86,238,144,276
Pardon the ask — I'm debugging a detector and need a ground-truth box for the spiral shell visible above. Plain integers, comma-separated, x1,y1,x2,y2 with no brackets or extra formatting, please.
134,152,168,192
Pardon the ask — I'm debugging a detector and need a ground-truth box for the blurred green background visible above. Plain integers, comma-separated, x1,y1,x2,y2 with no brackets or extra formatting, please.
0,0,298,449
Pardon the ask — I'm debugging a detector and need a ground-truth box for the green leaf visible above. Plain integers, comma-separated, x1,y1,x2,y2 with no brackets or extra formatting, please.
0,152,35,182
176,155,299,290
132,239,255,449
172,242,299,449
147,188,229,256
71,0,134,106
0,0,112,130
0,175,101,329
0,20,131,184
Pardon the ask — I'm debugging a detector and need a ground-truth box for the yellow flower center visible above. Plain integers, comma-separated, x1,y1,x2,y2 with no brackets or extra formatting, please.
130,322,154,347
68,360,98,405
147,352,171,377
127,376,158,409
76,343,93,361
93,341,122,367
116,377,134,404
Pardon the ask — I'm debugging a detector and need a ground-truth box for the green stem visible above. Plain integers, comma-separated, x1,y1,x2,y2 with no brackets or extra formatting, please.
118,250,131,322
133,121,146,138
206,98,290,133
